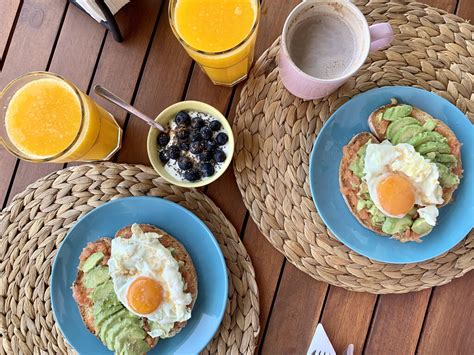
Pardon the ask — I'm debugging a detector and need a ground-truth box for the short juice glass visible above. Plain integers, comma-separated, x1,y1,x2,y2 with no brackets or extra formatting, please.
0,72,122,163
169,0,261,87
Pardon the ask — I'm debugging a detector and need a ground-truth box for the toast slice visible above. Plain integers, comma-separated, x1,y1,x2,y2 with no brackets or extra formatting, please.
72,224,198,353
339,132,425,242
368,99,462,206
115,224,198,337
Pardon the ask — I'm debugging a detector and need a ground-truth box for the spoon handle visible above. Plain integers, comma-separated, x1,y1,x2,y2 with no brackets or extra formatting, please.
94,85,168,133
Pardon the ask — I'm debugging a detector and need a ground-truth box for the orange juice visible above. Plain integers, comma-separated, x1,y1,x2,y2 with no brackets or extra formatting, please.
2,73,121,163
170,0,260,86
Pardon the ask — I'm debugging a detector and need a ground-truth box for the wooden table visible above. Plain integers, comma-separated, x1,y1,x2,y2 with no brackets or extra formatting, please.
1,1,472,354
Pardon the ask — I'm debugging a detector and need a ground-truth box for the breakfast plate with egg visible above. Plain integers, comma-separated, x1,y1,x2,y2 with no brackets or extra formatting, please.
51,196,228,354
309,86,473,263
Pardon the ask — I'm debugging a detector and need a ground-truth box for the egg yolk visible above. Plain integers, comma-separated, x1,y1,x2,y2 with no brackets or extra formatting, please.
127,277,163,315
377,173,416,216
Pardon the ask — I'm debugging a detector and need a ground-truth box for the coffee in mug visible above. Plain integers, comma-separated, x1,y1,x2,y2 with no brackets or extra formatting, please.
279,0,394,100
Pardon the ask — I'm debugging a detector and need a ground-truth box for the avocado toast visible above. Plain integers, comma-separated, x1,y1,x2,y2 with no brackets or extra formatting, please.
339,100,463,242
72,224,197,354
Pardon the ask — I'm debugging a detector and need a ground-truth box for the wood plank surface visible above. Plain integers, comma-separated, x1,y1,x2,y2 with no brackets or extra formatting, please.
457,0,474,20
261,263,328,354
364,289,431,354
0,0,472,354
0,0,21,63
421,0,457,11
417,272,474,354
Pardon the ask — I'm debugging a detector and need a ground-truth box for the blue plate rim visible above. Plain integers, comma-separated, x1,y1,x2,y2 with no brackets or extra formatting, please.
50,195,229,354
309,86,472,264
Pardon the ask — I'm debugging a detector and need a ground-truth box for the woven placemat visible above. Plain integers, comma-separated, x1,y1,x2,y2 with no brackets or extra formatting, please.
0,163,259,354
234,0,474,294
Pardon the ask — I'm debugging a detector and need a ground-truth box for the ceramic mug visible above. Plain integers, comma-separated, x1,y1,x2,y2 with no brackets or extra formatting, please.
279,0,394,100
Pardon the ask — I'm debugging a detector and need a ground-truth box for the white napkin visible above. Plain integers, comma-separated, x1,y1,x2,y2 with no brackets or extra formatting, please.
74,0,130,23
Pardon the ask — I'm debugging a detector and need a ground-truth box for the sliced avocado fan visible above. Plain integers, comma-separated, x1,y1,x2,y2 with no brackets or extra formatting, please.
81,254,151,355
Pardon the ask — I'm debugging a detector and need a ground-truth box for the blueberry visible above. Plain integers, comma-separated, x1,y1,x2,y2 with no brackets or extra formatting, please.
159,150,169,164
200,126,212,140
209,120,222,131
168,145,180,160
200,162,215,177
176,129,189,141
205,139,218,152
214,149,226,163
184,168,201,182
178,156,193,170
157,133,170,147
199,150,213,162
190,142,204,154
175,111,191,126
216,132,228,146
191,117,204,129
179,142,190,151
190,130,202,142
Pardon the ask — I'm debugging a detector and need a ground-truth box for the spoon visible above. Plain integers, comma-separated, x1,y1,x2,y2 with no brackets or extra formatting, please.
94,85,168,133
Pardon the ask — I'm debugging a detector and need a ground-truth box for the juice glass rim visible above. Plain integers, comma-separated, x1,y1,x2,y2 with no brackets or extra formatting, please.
168,0,261,56
0,71,86,163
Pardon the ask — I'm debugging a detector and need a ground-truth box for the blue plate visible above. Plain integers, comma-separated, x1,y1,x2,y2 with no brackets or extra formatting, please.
51,196,228,354
309,86,474,263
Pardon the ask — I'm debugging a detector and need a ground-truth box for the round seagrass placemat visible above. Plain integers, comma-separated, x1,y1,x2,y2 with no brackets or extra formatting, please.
234,0,474,294
0,163,259,354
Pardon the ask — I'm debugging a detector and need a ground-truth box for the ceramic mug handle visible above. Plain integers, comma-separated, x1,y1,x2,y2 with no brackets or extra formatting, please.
369,23,394,52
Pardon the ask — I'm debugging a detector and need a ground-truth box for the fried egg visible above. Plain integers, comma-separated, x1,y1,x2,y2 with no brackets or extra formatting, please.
108,224,192,338
364,140,443,223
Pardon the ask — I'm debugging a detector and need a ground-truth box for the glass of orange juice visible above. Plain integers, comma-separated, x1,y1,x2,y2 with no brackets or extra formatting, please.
169,0,261,87
0,72,122,163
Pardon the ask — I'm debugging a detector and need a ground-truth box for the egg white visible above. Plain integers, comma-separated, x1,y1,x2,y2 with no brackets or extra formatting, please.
363,140,443,220
108,224,192,338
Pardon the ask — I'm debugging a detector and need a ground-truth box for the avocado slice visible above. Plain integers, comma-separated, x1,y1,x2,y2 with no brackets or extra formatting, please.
104,317,142,350
392,124,425,144
411,218,433,235
113,326,148,354
416,141,451,155
349,143,368,178
84,266,110,289
382,216,413,235
94,301,124,330
98,308,131,341
422,119,437,131
89,280,115,303
118,339,150,355
82,252,104,273
435,163,460,187
367,205,386,226
386,117,421,141
435,153,457,167
407,131,446,147
424,152,436,160
382,104,413,121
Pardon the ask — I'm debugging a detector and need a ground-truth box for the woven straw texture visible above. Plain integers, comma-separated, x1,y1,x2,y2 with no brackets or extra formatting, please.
234,0,474,294
0,163,259,355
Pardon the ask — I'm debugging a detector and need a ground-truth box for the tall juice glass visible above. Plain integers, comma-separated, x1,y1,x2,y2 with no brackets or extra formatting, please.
169,0,260,87
0,72,122,163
